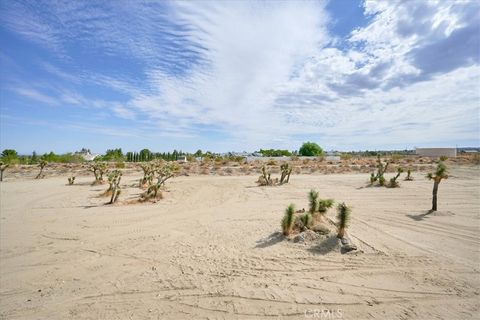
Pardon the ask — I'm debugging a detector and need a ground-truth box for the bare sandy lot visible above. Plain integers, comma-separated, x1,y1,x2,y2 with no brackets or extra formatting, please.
1,166,479,319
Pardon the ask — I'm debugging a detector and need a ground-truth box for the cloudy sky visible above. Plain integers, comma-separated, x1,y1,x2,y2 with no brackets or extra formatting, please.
1,0,479,154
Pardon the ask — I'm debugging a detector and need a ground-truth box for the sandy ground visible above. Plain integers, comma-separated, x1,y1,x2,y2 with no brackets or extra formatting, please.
0,166,479,319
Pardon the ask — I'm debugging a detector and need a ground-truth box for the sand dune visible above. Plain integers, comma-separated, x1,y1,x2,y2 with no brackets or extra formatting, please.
0,166,479,319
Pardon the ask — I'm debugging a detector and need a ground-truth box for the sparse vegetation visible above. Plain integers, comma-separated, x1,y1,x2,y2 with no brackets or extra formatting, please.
35,160,48,179
300,213,313,230
336,202,351,238
139,161,178,202
308,189,319,214
440,156,448,162
257,165,274,186
67,176,75,185
387,167,404,188
404,169,414,181
426,162,448,212
279,163,292,184
370,155,390,186
318,199,334,214
281,204,295,236
89,162,108,184
107,170,122,204
257,164,293,186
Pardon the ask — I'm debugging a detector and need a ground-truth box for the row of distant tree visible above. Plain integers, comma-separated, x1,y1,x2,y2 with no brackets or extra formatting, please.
0,142,328,164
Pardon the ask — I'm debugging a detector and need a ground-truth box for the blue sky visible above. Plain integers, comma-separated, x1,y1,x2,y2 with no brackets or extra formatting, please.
1,0,479,154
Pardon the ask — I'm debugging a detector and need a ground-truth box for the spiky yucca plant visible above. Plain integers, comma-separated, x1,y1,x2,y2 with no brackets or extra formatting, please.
308,190,319,214
318,199,334,214
426,162,448,211
336,202,351,238
281,204,295,236
300,213,313,229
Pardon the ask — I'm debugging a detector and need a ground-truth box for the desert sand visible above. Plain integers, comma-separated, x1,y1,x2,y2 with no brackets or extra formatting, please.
0,165,479,319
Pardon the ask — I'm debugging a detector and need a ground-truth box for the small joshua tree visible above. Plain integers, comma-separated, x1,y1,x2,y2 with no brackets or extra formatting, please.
281,204,295,236
140,161,178,202
107,170,122,204
387,167,404,188
318,199,334,214
426,162,448,212
0,161,9,182
370,155,389,186
257,165,273,186
155,161,177,187
139,162,154,188
336,202,351,238
89,162,108,184
308,189,319,214
404,169,414,181
279,163,292,184
35,160,48,179
67,176,75,185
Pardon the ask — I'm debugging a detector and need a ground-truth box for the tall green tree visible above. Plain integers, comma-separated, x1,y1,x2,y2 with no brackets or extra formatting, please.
298,142,323,156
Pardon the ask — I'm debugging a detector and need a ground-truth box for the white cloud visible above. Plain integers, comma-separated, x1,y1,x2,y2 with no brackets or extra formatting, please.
2,0,479,150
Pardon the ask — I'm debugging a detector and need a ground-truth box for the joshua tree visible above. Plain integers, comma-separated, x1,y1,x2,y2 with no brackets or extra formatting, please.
426,162,448,212
35,160,48,179
281,203,295,236
279,163,292,184
370,155,390,186
67,176,75,185
89,162,108,184
404,169,414,181
257,165,273,186
0,161,9,182
154,161,178,187
107,170,122,204
387,167,404,188
336,202,351,238
308,189,319,214
318,199,334,214
139,162,154,187
139,161,178,201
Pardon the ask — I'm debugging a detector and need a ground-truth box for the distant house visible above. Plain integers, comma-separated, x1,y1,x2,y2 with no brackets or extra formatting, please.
75,148,100,161
415,148,457,157
177,155,188,163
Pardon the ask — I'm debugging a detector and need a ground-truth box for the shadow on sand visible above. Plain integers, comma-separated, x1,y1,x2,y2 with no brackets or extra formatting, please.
406,210,434,221
255,232,284,248
307,235,341,255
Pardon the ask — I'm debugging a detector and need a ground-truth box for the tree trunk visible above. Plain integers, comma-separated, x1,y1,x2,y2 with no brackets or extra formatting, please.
36,167,44,179
0,169,4,182
431,180,439,211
